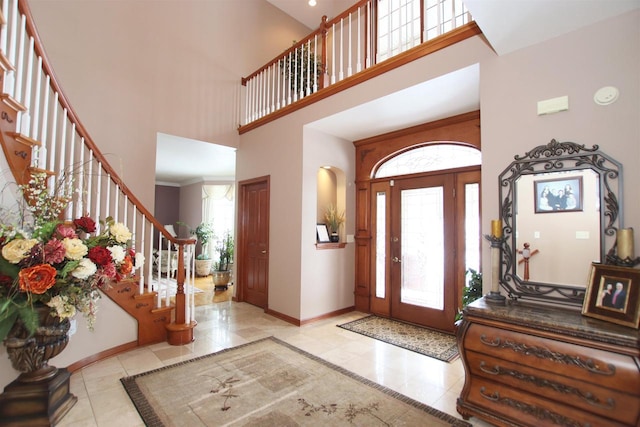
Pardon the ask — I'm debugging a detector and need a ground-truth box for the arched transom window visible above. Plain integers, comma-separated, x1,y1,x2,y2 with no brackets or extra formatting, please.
374,143,481,178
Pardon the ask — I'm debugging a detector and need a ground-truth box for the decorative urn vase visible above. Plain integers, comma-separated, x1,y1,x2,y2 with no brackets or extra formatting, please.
0,304,78,425
4,304,70,382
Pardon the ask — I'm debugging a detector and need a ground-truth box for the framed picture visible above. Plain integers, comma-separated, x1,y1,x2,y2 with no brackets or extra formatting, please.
534,176,583,213
582,263,640,329
316,224,330,243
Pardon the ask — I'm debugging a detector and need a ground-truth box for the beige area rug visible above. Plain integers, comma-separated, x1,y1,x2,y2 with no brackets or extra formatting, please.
120,337,470,427
338,315,459,362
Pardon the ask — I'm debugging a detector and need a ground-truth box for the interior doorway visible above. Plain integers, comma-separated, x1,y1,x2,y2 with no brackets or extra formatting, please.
236,176,270,309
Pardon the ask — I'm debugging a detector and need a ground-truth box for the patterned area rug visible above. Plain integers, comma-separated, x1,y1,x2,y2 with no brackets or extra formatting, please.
121,337,470,427
338,315,459,362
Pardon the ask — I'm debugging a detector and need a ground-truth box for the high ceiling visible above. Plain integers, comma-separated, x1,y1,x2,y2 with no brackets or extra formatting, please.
155,0,639,185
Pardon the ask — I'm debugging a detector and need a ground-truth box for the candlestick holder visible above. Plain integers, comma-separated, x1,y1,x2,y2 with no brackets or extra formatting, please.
605,253,640,268
484,234,506,305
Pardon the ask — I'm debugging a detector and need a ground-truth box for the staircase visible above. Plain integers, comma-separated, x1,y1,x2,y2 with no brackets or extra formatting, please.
0,0,196,347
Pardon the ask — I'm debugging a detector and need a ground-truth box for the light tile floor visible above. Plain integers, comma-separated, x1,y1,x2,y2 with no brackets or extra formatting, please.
57,300,494,426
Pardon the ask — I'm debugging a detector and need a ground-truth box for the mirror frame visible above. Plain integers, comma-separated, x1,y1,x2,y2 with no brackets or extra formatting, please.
498,139,623,306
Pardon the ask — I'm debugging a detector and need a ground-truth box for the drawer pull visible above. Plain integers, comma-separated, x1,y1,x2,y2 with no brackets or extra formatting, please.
479,362,615,410
479,386,592,427
479,334,616,376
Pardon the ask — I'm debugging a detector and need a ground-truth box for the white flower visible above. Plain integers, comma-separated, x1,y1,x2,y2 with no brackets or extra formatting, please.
109,222,132,244
134,252,145,269
1,238,38,263
108,245,125,264
62,238,88,260
47,295,76,319
71,258,97,280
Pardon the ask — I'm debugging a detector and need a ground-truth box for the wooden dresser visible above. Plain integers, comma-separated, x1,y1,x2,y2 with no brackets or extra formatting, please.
456,297,640,427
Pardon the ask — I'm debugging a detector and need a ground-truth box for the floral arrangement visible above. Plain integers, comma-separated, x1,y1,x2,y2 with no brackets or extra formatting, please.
0,172,144,342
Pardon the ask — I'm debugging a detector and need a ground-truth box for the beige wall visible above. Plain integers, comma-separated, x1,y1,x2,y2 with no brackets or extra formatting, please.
479,10,640,292
28,0,311,209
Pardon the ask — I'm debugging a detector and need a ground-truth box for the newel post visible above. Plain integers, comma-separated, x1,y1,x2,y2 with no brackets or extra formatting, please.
166,242,197,345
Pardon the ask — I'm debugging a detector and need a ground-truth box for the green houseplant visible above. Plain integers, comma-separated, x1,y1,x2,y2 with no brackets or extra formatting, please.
212,230,234,289
279,40,323,96
455,268,483,322
179,221,215,276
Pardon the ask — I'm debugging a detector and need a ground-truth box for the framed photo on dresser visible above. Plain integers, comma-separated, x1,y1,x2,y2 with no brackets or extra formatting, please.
582,263,640,329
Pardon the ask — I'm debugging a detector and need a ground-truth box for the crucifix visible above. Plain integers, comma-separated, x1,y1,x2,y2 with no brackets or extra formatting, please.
517,242,539,281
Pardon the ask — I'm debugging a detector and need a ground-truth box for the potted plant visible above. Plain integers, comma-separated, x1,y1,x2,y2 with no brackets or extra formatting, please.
180,222,215,276
455,268,483,323
324,204,345,242
212,230,234,289
279,40,323,96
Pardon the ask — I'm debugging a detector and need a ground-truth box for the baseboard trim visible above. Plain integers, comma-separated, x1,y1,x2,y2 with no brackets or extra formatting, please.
265,306,355,327
65,341,139,373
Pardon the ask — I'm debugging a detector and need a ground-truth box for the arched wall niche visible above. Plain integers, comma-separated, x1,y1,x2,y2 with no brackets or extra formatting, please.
317,166,346,242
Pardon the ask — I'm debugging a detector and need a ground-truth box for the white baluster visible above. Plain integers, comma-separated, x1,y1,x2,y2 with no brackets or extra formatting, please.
47,91,57,171
33,60,44,142
21,36,34,136
339,18,344,81
366,1,371,68
331,23,336,84
357,8,362,72
139,215,145,295
87,151,93,216
287,52,292,105
95,164,102,232
4,0,18,96
313,35,318,93
13,14,25,130
347,13,352,77
76,138,84,218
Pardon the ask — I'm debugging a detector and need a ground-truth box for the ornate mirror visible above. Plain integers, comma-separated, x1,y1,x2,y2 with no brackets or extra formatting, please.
498,139,622,306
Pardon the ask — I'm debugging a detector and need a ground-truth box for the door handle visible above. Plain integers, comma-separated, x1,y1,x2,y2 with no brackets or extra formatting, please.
261,250,267,254
392,256,401,263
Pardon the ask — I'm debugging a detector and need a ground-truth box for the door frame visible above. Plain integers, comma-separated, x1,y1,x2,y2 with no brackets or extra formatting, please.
236,175,270,306
352,111,481,314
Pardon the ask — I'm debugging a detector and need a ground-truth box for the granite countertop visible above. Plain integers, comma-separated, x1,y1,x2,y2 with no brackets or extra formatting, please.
464,297,640,350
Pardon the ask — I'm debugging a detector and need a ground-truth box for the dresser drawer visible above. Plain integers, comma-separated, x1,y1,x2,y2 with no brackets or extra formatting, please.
465,376,630,427
464,323,640,394
465,349,640,426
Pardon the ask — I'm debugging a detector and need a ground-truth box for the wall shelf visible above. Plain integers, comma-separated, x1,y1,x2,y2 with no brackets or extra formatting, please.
316,242,346,250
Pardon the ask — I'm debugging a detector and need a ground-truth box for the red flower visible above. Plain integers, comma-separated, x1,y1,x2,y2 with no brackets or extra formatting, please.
0,274,13,287
44,238,65,264
18,264,57,294
88,246,112,266
74,216,96,233
100,263,117,280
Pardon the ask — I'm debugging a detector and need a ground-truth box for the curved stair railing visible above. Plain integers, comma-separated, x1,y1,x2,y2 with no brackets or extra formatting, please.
0,0,197,347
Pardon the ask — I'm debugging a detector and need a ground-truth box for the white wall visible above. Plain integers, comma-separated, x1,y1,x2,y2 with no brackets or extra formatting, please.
301,127,355,321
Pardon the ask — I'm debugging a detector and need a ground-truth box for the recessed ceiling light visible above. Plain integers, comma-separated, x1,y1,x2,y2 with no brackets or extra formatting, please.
309,0,317,6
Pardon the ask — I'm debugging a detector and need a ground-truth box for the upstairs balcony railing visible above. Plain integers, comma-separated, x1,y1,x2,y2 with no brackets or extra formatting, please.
240,0,474,131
